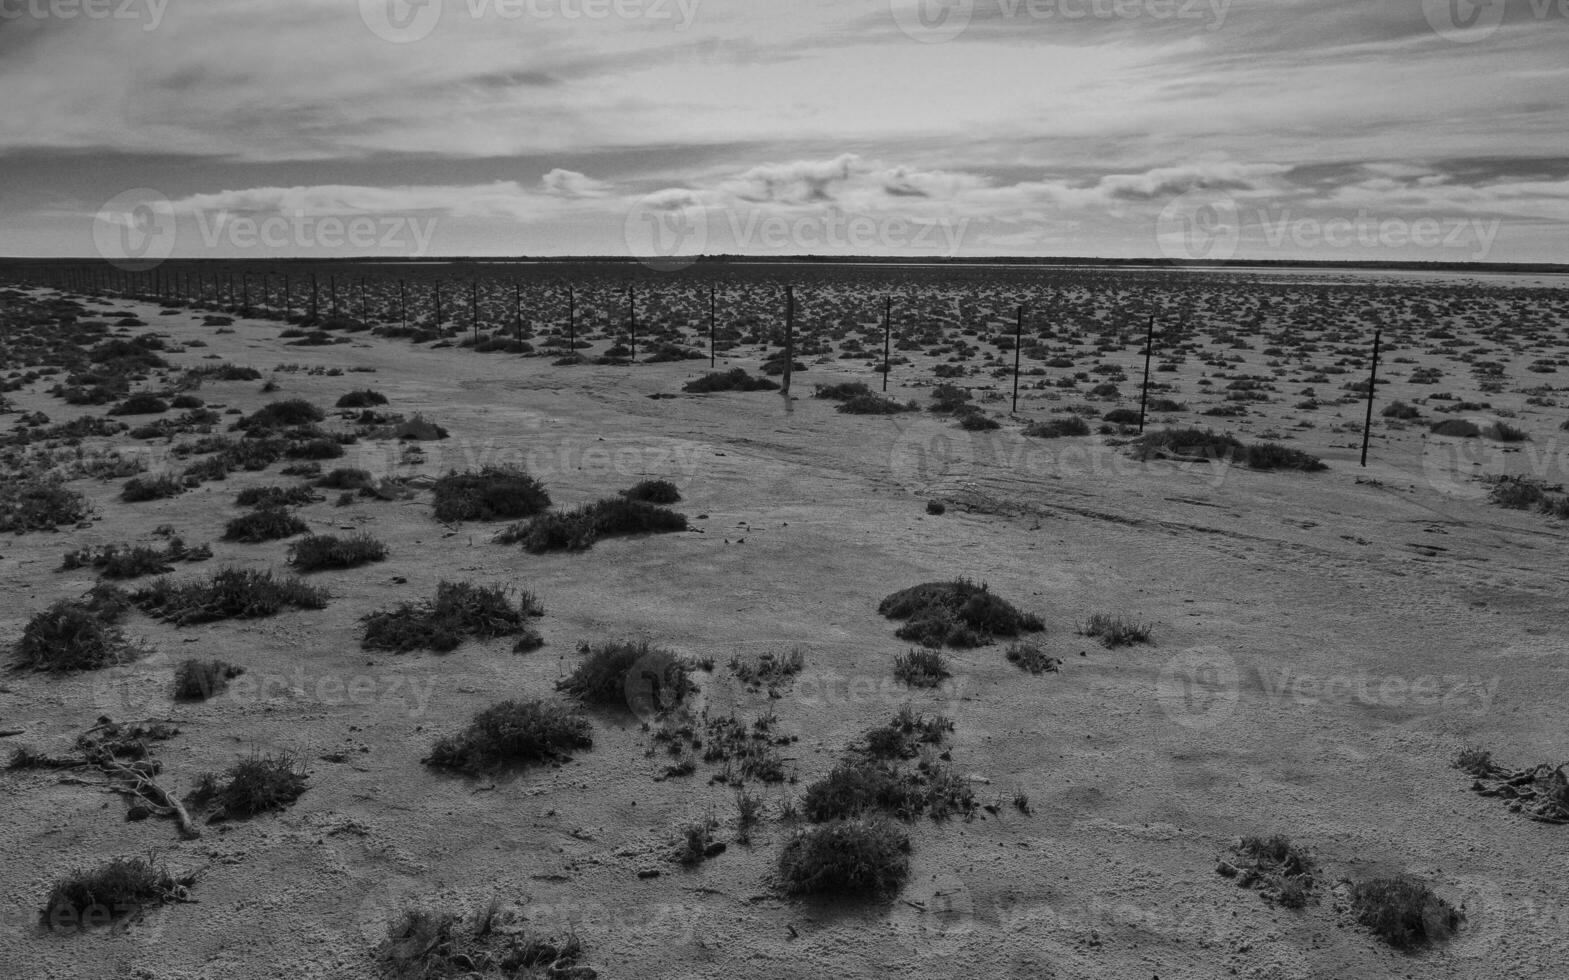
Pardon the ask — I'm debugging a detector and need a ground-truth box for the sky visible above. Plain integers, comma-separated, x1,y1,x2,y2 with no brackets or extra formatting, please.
0,0,1565,264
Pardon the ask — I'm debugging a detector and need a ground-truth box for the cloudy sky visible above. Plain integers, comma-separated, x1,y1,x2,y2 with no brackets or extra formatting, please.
0,0,1565,263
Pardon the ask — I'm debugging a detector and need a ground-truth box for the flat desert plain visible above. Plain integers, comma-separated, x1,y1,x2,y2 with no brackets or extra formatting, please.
2,266,1567,980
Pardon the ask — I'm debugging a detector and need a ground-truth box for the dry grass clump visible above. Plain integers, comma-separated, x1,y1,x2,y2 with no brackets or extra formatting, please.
1005,641,1062,674
496,497,687,553
558,639,691,711
234,398,325,432
288,532,388,571
1078,613,1153,648
1351,876,1462,950
187,751,308,820
12,595,144,673
1132,427,1327,471
424,699,592,774
877,579,1044,648
234,484,319,508
223,506,309,543
41,855,197,931
1216,835,1316,908
431,466,551,523
172,658,244,701
620,479,681,504
60,538,211,579
893,648,950,688
335,388,387,408
376,900,586,980
361,581,541,653
1023,416,1090,438
0,474,92,532
777,818,911,897
121,472,185,502
683,368,780,393
130,568,330,625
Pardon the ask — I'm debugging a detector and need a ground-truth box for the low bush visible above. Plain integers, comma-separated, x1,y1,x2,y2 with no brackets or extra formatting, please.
1023,416,1090,438
0,476,92,532
893,648,950,688
777,818,911,896
121,473,185,502
288,532,388,571
558,639,691,711
173,658,244,701
682,368,780,393
1352,876,1462,950
223,506,308,543
234,484,318,508
361,581,541,653
335,388,387,408
108,393,169,416
131,568,330,625
424,698,592,774
41,855,196,931
621,479,681,504
188,752,308,820
12,596,143,673
497,497,687,554
432,466,551,523
877,579,1044,648
1078,613,1152,648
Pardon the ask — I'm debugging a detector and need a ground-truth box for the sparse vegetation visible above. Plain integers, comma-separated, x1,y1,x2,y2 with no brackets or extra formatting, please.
121,473,185,502
496,497,687,553
877,579,1043,648
361,581,541,653
559,639,691,711
431,466,551,523
288,532,388,571
1351,876,1462,950
12,595,143,673
187,751,308,820
173,658,244,701
131,568,330,625
376,900,586,980
223,506,309,543
682,368,780,393
1005,641,1061,674
893,648,950,688
621,479,681,504
777,818,911,897
424,699,592,774
1078,613,1153,648
41,855,197,931
1217,835,1316,908
0,474,92,532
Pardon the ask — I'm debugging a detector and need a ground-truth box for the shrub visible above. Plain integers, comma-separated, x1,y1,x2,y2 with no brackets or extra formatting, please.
432,466,551,523
1381,401,1420,420
315,467,374,491
893,648,950,688
424,698,592,774
131,568,330,625
777,818,910,897
877,579,1043,648
814,381,875,402
1218,836,1316,908
558,639,691,711
234,484,318,508
376,903,585,979
173,658,244,700
188,752,308,819
1078,613,1152,648
288,532,388,572
361,580,541,653
1104,408,1142,425
1483,421,1529,442
0,476,91,532
1430,419,1480,438
498,497,687,554
1489,477,1547,510
236,399,324,431
223,506,308,543
925,500,945,516
108,392,169,415
60,540,210,579
621,479,681,504
838,393,913,415
682,368,780,393
956,409,999,430
41,856,196,931
1352,876,1462,950
335,388,387,408
1005,641,1061,674
121,473,185,502
928,384,972,413
1023,416,1090,438
12,597,142,673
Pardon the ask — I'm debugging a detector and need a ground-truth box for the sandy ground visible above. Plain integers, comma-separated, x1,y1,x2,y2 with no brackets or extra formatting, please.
2,281,1567,980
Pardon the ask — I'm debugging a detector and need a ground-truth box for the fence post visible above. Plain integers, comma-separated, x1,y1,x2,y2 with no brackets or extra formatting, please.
1138,315,1155,433
1360,329,1382,467
1012,305,1023,413
882,296,892,392
782,284,794,398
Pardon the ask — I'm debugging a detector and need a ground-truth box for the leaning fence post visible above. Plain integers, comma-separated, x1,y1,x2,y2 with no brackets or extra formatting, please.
1012,305,1023,413
1138,315,1155,433
1360,328,1382,467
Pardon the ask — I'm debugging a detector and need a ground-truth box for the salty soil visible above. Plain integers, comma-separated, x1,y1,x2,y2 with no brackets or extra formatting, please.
2,270,1568,980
